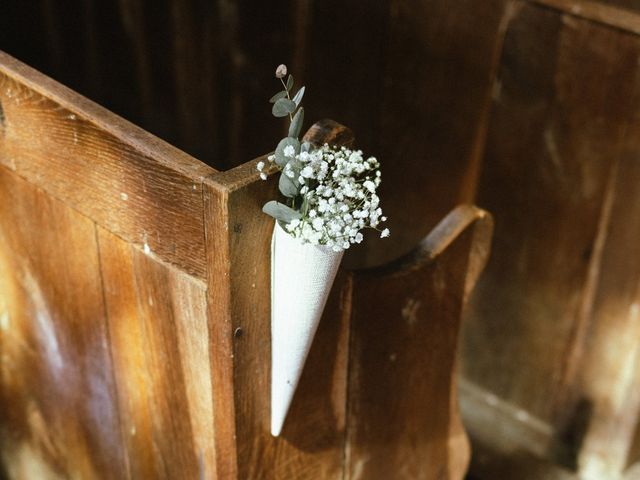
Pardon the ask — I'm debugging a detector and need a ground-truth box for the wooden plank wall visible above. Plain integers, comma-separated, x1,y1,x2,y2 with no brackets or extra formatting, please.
457,1,640,479
4,0,640,478
0,52,218,479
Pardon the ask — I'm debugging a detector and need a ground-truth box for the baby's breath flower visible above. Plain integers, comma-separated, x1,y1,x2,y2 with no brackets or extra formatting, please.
260,173,267,181
275,144,389,250
257,161,265,171
380,228,390,238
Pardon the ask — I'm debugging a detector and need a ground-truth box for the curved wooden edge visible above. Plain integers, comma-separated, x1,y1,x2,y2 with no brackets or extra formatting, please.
355,204,494,282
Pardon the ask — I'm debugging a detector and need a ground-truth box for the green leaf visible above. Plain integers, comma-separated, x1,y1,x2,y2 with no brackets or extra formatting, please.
262,201,301,223
269,91,287,103
275,137,300,167
278,172,299,197
292,86,305,107
286,74,294,91
272,98,296,117
288,107,304,139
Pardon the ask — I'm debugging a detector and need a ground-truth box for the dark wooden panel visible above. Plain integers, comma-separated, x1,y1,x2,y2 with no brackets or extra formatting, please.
98,227,214,480
0,51,215,280
346,0,509,268
347,206,492,480
463,0,640,439
0,167,127,479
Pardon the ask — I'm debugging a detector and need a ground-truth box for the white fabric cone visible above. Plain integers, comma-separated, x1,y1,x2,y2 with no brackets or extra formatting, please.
270,221,344,436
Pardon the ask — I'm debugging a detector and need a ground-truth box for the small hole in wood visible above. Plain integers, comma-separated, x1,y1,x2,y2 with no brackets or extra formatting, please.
0,101,5,134
234,327,243,338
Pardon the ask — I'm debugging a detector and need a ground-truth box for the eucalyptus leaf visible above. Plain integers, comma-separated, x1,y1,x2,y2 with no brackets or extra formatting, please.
292,86,305,107
288,107,304,139
275,137,300,167
272,98,296,117
278,172,299,198
262,201,301,223
286,74,294,91
301,141,312,153
269,91,287,103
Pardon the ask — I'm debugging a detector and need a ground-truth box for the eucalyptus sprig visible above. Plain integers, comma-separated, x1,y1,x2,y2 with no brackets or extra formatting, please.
258,64,389,250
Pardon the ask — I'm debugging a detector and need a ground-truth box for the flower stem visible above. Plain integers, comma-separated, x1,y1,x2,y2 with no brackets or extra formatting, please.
280,78,294,123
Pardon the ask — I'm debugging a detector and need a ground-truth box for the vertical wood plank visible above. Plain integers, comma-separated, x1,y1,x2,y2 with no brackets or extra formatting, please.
0,167,127,479
98,227,214,480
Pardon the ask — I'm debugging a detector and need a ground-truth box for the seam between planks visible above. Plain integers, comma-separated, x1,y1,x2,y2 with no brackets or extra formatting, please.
94,223,134,480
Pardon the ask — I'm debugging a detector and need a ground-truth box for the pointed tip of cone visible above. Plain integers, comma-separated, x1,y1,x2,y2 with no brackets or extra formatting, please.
271,413,284,437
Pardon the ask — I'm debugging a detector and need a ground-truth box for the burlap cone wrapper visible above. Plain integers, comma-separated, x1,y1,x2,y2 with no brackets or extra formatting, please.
270,221,344,436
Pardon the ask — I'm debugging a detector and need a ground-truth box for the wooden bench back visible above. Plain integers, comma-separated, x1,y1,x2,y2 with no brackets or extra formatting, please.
0,51,492,479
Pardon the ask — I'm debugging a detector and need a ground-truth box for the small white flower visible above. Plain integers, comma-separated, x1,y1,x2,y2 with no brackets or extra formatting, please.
259,172,267,181
312,218,324,230
380,228,390,238
283,145,295,158
268,154,276,162
257,161,265,171
363,180,376,193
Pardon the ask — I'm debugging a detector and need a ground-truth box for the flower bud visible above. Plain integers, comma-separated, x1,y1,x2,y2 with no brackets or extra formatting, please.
275,64,287,79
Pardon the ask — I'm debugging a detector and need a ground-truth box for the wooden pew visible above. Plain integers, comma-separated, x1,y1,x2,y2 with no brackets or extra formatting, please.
0,51,492,479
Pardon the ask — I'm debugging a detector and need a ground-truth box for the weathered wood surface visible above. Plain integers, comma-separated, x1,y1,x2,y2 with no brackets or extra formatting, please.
0,50,490,480
459,1,640,478
0,167,127,479
0,52,216,479
347,205,492,480
0,51,215,280
98,228,215,480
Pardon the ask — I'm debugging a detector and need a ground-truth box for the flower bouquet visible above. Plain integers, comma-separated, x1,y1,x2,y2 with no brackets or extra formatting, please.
260,64,389,436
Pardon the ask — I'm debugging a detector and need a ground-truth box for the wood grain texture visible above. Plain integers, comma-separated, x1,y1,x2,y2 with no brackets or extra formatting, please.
575,95,640,477
0,51,215,280
462,2,638,429
461,3,640,477
0,167,127,479
346,206,492,480
98,227,214,480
